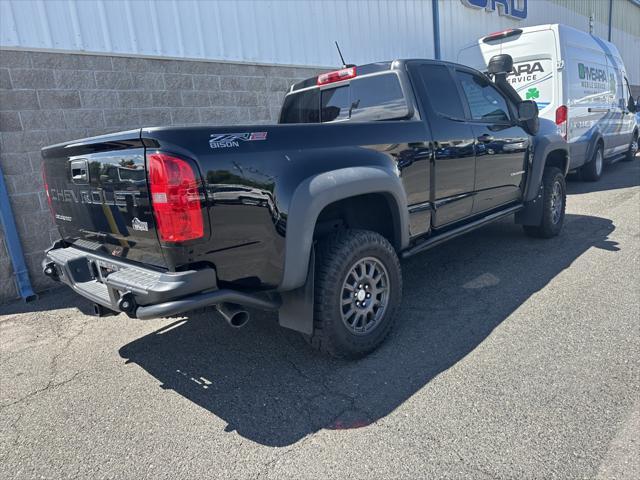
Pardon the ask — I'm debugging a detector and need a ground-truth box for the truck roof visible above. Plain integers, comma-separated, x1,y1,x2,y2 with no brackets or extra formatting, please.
291,61,394,92
290,58,469,93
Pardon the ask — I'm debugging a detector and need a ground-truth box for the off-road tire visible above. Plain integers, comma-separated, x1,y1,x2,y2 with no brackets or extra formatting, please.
581,144,604,181
623,133,638,162
306,229,402,359
523,167,566,239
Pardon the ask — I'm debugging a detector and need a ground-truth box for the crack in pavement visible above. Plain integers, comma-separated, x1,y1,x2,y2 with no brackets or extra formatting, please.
0,370,84,411
0,408,24,464
0,317,91,410
252,434,314,480
278,331,370,425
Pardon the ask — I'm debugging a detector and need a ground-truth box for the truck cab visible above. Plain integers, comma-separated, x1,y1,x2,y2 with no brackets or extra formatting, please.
280,59,556,232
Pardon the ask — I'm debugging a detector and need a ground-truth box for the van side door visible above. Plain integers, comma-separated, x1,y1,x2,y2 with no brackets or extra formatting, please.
408,61,476,227
454,68,529,213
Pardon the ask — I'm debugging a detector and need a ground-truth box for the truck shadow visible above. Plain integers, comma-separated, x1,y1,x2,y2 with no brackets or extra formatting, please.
118,212,619,447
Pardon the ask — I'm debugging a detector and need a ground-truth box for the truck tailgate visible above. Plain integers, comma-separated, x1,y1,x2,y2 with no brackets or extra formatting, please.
41,129,166,268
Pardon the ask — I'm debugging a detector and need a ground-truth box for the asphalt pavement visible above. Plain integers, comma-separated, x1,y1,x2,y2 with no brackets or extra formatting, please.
1,158,639,479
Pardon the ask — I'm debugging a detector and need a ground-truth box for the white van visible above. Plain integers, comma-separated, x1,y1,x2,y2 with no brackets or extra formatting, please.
458,24,638,181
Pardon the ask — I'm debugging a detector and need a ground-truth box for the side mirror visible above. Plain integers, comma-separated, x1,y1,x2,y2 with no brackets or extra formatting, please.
487,54,514,76
517,100,539,121
627,95,637,113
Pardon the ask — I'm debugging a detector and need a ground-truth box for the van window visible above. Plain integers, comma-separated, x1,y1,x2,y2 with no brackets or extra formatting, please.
280,72,409,124
414,64,466,120
457,71,511,123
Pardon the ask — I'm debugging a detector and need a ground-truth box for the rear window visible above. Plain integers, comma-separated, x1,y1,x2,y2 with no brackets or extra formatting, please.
280,72,409,124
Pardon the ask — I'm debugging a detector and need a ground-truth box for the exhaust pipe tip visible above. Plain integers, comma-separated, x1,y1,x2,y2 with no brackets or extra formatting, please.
229,310,249,328
216,303,250,328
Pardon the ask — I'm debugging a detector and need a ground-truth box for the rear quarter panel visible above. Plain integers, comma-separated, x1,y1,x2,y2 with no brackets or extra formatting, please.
143,120,430,289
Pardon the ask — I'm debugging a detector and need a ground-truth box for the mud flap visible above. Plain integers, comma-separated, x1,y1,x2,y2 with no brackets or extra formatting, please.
278,246,315,335
515,184,544,226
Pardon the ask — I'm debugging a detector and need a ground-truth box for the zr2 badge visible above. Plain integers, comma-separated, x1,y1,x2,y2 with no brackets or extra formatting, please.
209,132,268,149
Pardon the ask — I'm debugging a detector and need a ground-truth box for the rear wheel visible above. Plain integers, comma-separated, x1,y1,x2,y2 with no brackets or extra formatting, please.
581,144,604,181
523,167,566,239
307,229,402,359
623,133,638,162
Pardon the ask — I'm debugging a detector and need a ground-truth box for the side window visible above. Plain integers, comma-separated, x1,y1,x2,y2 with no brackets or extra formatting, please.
457,71,511,123
623,77,631,104
414,64,466,119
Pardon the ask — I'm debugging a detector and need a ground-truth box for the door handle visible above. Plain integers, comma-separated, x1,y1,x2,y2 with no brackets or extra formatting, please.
477,134,494,143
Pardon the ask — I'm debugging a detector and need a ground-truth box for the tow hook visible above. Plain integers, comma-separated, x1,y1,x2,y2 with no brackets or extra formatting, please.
118,292,137,318
43,262,59,281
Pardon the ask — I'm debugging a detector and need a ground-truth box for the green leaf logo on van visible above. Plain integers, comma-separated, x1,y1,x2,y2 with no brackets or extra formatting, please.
526,87,540,100
578,63,586,80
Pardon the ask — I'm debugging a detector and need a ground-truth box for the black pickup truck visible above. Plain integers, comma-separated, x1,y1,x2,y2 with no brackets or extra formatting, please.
41,55,569,358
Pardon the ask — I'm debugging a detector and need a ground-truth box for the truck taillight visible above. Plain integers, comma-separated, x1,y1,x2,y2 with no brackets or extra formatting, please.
317,67,356,86
147,152,204,243
555,105,568,141
41,163,55,218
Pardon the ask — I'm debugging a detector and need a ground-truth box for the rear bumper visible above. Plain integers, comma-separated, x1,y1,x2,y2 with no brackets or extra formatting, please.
43,245,279,319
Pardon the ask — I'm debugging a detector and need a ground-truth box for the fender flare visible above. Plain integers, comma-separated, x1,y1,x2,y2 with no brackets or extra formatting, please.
524,134,569,202
278,166,410,292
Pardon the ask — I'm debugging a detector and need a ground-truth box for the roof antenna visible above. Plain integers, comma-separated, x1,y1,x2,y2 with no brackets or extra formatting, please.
335,41,355,68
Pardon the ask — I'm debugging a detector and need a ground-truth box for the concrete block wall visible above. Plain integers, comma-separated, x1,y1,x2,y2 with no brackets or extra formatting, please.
0,49,323,303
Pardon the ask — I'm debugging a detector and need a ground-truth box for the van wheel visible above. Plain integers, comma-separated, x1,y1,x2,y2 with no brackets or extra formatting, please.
581,144,604,181
306,229,402,359
623,133,638,162
523,167,566,239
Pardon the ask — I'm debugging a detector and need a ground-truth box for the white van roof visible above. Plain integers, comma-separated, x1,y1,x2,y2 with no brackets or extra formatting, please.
458,23,623,62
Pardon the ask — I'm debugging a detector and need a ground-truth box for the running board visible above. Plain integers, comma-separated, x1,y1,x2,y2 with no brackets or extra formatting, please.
607,153,627,165
401,204,523,258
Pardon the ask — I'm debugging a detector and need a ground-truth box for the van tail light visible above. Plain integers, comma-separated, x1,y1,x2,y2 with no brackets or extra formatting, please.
147,152,204,243
555,105,568,141
317,67,356,86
